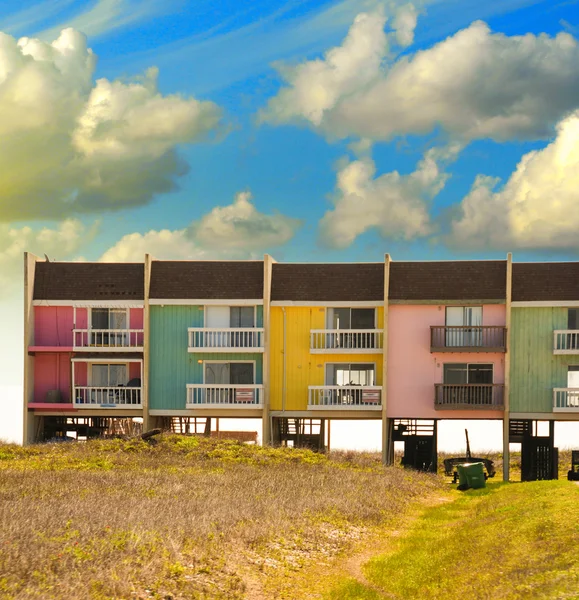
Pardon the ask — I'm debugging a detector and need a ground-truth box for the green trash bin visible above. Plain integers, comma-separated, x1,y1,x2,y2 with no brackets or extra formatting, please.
457,462,486,490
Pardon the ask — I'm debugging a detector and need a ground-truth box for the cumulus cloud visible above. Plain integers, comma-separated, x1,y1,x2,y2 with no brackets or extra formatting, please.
0,219,94,295
100,191,302,261
0,28,222,221
448,111,579,250
320,145,459,248
261,15,579,142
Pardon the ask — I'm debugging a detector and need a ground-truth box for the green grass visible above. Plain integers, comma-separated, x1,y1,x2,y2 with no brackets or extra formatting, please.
328,481,579,600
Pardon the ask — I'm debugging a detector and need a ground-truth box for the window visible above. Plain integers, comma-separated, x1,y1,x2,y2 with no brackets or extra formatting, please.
568,309,579,330
205,306,256,328
204,362,254,385
230,307,255,328
443,363,493,384
445,306,482,347
91,364,127,387
91,308,127,330
325,363,375,386
327,308,375,329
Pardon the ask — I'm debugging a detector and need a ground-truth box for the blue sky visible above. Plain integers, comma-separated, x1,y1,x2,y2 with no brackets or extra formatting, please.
1,0,579,438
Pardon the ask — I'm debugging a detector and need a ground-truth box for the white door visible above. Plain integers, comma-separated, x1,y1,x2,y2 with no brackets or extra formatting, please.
446,307,464,347
206,306,230,347
464,307,482,346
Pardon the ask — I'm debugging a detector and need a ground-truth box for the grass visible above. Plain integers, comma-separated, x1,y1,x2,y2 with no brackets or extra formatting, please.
328,481,579,600
0,436,442,599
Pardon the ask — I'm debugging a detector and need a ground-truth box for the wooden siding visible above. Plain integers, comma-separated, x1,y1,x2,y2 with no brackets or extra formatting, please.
510,307,579,413
150,306,263,410
270,306,384,411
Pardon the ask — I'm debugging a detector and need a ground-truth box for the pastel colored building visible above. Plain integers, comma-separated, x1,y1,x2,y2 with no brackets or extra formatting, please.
23,252,579,481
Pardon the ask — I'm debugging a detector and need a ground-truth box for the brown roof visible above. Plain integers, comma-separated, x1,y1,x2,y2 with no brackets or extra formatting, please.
271,263,384,302
150,261,264,299
34,262,144,301
389,261,507,301
512,263,579,301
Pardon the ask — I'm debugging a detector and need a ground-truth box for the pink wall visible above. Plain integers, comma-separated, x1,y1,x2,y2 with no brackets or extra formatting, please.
387,304,506,419
34,307,74,347
34,353,72,403
76,308,88,329
130,309,144,330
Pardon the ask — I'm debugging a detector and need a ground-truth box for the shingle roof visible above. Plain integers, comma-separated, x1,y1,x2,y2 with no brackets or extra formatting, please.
150,261,264,299
389,261,507,301
271,263,384,302
33,262,144,301
512,263,579,301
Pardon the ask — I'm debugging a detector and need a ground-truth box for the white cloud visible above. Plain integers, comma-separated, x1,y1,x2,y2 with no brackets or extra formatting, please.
448,111,579,250
391,3,418,47
320,145,459,248
0,28,222,221
100,191,302,261
261,15,579,142
0,219,93,295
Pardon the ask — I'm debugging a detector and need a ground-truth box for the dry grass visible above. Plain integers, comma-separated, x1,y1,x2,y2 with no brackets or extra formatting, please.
0,436,442,599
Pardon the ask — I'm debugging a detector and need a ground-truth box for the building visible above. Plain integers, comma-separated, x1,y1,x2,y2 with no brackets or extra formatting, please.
23,252,579,481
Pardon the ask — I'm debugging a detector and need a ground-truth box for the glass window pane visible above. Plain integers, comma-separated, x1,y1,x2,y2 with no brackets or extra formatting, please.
351,309,374,329
109,310,126,330
205,363,229,384
333,308,351,329
467,364,493,384
443,364,468,384
230,363,254,384
569,309,579,330
109,364,127,386
92,364,108,386
92,309,109,329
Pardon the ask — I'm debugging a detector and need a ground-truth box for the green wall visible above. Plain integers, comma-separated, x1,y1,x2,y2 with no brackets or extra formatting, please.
511,307,579,413
150,305,263,410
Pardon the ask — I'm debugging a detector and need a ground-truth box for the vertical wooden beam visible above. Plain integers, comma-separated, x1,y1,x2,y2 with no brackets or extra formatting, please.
327,419,331,452
262,254,276,446
142,253,153,432
382,254,391,464
23,252,40,445
503,252,513,481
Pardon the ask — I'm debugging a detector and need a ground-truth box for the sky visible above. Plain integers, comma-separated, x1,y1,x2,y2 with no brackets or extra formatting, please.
1,0,579,446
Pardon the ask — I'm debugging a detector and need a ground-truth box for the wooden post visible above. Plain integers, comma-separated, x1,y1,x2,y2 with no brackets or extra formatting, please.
503,253,513,481
262,254,276,445
23,252,40,445
382,254,391,465
327,419,331,452
142,253,153,432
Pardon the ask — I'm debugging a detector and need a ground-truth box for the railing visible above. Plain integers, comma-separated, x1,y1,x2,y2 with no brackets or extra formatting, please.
434,384,504,409
187,328,264,352
430,326,506,352
553,331,579,354
308,386,382,409
186,384,264,407
73,386,142,407
73,329,144,350
553,388,579,411
310,330,384,352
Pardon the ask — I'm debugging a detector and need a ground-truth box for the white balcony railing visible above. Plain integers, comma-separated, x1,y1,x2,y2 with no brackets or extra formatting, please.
308,386,382,409
73,329,144,351
553,331,579,354
553,388,579,412
186,384,264,407
310,330,384,353
73,386,142,408
187,328,264,352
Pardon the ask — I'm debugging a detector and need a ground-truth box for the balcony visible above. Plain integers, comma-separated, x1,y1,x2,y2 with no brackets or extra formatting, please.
430,326,506,353
553,331,579,354
73,329,144,352
186,384,264,407
187,329,264,353
310,330,384,353
434,384,504,410
73,386,142,408
553,388,579,412
308,386,382,410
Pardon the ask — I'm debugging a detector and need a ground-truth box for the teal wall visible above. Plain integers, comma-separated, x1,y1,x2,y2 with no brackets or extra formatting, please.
511,307,579,413
150,305,263,410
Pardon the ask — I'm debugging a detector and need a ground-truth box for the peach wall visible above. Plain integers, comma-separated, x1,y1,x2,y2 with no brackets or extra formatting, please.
34,307,74,347
387,304,505,419
34,353,72,402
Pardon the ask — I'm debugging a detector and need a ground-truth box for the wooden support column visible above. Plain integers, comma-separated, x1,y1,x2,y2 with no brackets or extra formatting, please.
23,252,40,445
382,254,392,465
262,254,276,446
142,253,153,432
327,419,331,452
503,252,513,481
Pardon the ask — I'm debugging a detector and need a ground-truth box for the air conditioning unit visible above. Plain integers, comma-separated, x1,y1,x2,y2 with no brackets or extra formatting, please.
45,390,63,403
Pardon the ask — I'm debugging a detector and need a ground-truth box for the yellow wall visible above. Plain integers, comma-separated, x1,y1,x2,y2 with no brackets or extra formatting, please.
270,306,384,410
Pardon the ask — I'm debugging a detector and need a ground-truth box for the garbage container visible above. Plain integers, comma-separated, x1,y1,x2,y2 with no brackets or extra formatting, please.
457,462,486,490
